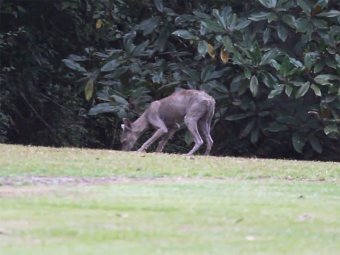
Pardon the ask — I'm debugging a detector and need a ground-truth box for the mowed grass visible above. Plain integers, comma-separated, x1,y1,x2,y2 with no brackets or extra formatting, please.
0,144,339,180
0,144,339,255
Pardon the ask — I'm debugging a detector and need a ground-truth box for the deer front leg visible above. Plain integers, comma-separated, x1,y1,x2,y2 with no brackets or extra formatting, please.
137,127,168,152
198,120,213,155
156,124,180,152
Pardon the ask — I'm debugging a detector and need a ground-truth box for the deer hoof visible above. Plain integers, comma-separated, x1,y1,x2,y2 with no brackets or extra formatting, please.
137,148,146,153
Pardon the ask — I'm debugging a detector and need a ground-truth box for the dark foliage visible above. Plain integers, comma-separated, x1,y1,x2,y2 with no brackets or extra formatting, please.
1,0,339,160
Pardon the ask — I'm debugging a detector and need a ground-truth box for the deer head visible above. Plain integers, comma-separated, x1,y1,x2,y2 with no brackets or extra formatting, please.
120,118,139,151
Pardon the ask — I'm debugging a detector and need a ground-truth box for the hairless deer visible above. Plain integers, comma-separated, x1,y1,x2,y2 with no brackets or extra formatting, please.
120,89,215,155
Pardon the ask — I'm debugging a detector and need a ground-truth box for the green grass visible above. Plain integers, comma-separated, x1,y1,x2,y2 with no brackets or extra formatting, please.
0,144,339,255
0,144,339,180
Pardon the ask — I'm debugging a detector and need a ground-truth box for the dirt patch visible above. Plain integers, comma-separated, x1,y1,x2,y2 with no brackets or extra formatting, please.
0,176,217,197
0,175,332,188
0,176,130,197
0,176,337,188
0,176,213,187
0,176,124,186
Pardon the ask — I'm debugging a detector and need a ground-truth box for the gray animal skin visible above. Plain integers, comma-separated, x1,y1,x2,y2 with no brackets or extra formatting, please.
120,89,215,155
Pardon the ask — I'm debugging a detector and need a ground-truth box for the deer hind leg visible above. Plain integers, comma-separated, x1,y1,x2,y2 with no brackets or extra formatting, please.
199,102,214,155
198,119,213,155
156,124,180,152
184,116,203,156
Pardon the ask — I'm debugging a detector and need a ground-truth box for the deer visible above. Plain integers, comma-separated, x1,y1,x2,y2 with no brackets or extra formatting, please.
120,89,215,155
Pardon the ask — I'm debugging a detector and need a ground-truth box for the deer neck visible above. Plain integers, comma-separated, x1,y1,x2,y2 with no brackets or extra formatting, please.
132,112,149,135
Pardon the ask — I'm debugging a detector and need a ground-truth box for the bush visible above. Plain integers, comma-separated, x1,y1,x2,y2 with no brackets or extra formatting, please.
1,0,339,160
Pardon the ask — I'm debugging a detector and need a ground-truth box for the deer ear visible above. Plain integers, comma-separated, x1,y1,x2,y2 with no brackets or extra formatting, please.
123,118,132,130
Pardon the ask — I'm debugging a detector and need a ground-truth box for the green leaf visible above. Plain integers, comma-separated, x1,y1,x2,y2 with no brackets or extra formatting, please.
212,9,227,30
311,84,321,97
285,85,293,97
152,71,164,83
292,132,306,153
172,30,199,40
289,58,303,68
277,24,288,42
314,74,339,85
281,14,295,28
258,0,277,8
244,68,252,79
261,71,277,88
181,67,200,81
270,59,281,71
336,54,340,65
220,6,233,22
316,10,340,17
263,28,271,44
193,11,211,19
280,56,291,77
296,82,310,98
250,128,259,144
260,49,280,65
111,95,128,106
156,26,171,51
96,89,111,102
304,52,319,70
101,60,119,72
268,86,283,99
297,0,311,15
266,122,288,132
314,61,325,73
201,65,214,82
88,103,119,116
217,35,234,52
123,31,137,54
132,40,149,56
249,12,270,21
228,13,237,30
277,116,297,125
153,0,164,12
225,113,254,121
62,59,87,72
267,12,278,22
201,20,225,33
234,19,251,30
249,44,262,64
108,67,128,79
312,19,328,29
309,135,322,154
201,66,228,82
240,118,256,138
68,54,87,61
295,18,310,33
135,17,160,36
324,124,338,135
198,41,208,57
250,75,259,97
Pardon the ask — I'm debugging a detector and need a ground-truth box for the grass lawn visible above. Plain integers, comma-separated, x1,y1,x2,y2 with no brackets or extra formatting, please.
0,144,339,255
